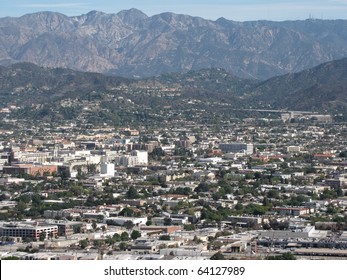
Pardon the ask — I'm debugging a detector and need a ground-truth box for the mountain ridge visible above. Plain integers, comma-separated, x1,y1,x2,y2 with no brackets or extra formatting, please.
1,10,347,79
248,57,347,111
0,58,346,115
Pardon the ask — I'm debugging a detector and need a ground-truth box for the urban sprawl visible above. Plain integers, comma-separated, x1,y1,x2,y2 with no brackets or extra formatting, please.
1,110,347,260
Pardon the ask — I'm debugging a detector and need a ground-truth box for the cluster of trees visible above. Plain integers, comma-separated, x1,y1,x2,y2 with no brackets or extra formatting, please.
79,230,141,250
200,202,271,223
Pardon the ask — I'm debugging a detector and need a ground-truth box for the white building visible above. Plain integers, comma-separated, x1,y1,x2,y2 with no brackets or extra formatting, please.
131,150,148,165
259,226,328,239
100,162,115,177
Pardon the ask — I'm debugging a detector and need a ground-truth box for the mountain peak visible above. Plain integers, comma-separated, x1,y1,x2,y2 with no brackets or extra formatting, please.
19,11,68,21
117,8,147,17
87,10,105,16
117,8,148,26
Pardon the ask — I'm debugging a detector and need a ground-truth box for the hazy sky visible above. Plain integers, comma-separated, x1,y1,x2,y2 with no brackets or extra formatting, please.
1,0,347,21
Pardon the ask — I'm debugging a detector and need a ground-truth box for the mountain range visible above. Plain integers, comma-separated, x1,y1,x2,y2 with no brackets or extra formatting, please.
1,9,347,79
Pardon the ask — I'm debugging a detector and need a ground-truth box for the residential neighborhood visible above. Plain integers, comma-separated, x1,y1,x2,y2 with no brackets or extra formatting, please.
1,111,346,260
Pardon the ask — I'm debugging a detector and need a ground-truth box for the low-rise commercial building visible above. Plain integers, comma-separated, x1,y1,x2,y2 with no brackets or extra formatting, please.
0,221,58,240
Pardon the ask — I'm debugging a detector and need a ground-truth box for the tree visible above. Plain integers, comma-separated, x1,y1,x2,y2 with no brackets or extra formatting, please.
171,187,191,195
210,251,225,260
39,231,46,241
150,147,165,160
336,188,344,197
245,204,268,215
131,230,141,240
267,189,280,199
159,235,170,240
120,232,129,241
17,200,27,213
210,241,223,250
126,186,139,199
105,236,116,246
320,189,338,200
79,239,89,249
326,205,339,214
119,207,135,217
93,240,103,247
119,242,128,251
31,194,42,207
19,195,31,204
123,220,134,230
92,221,98,230
234,203,244,211
2,256,20,260
112,233,121,242
195,182,209,193
183,224,195,231
164,217,172,226
70,185,85,196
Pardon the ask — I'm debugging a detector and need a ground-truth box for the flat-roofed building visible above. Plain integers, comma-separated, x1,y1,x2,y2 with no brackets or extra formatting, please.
3,164,58,176
0,221,58,240
104,217,147,226
219,143,253,155
272,206,310,216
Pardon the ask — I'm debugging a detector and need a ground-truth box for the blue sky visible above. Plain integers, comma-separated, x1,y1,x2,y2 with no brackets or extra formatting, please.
1,0,347,21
